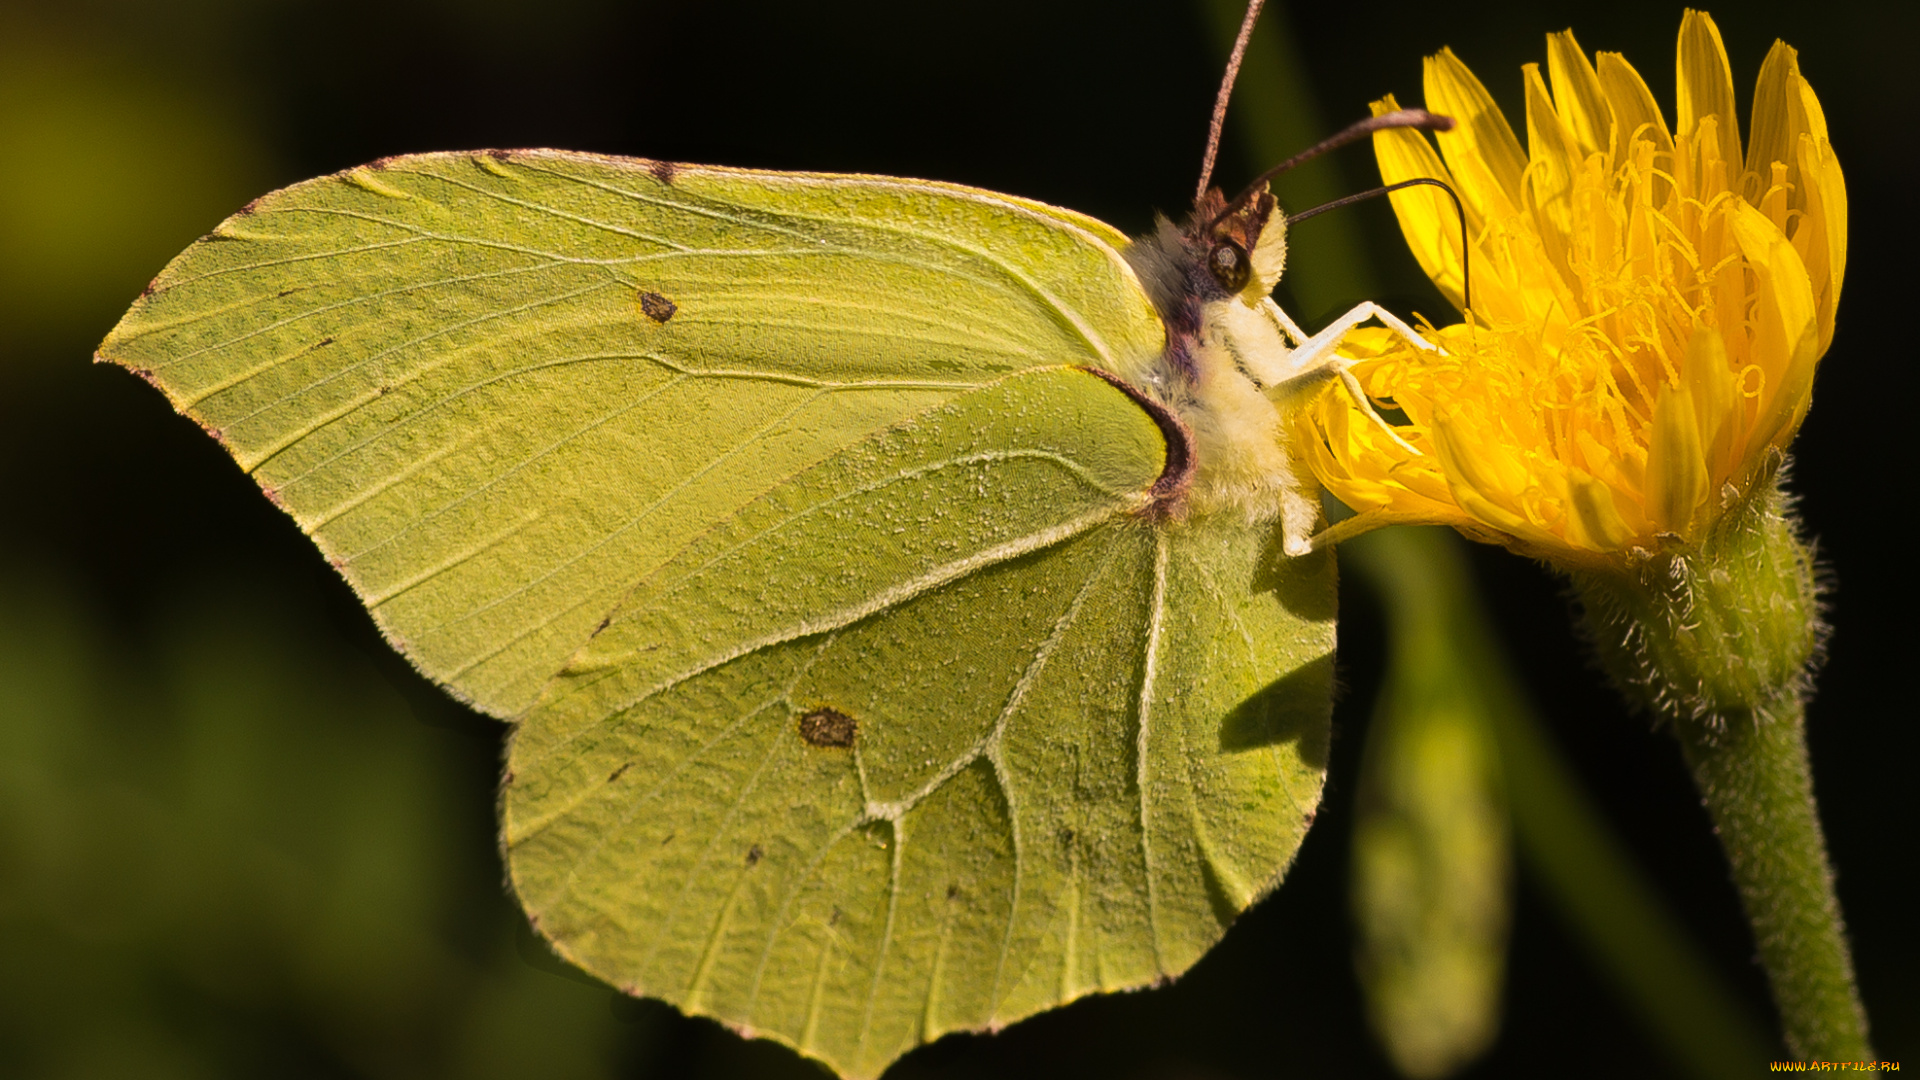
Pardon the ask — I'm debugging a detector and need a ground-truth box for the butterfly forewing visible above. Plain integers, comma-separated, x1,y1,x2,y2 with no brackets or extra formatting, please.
99,151,1163,718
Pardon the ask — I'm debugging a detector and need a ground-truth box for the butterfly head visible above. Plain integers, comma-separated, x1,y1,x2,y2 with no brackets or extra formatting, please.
1193,184,1288,304
1124,182,1289,333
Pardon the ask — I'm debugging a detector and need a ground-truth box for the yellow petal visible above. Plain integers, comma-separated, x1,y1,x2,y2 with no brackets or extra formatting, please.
1523,63,1582,277
1571,428,1637,518
1371,95,1471,312
1686,325,1740,486
1790,62,1832,144
1430,413,1532,536
1728,202,1820,453
1794,135,1842,350
1424,48,1528,223
1745,40,1802,202
1596,51,1673,155
1796,78,1847,300
1546,30,1613,160
1646,379,1709,536
1677,10,1744,184
1300,402,1371,503
1567,470,1635,551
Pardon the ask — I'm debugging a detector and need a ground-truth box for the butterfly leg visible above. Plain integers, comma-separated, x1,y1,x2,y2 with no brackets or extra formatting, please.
1263,300,1435,455
1275,300,1439,371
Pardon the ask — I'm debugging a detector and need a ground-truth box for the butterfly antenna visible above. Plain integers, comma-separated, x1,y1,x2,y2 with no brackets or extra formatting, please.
1285,177,1474,314
1206,109,1454,230
1195,0,1268,202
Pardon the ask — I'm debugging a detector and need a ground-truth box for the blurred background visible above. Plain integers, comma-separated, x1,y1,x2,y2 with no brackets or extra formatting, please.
0,0,1911,1076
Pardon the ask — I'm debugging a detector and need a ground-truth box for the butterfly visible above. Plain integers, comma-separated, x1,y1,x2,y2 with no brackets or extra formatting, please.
96,4,1449,1073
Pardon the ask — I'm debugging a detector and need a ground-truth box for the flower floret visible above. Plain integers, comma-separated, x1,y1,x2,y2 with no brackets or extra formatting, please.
1300,11,1844,568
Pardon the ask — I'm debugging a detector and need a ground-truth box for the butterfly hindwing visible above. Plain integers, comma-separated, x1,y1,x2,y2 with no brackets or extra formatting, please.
505,368,1332,1076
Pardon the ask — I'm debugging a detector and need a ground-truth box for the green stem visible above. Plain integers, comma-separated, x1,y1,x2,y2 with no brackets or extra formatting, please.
1569,472,1870,1060
1671,698,1870,1061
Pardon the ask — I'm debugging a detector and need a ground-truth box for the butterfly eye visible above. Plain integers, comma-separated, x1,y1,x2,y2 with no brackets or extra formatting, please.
1208,240,1250,291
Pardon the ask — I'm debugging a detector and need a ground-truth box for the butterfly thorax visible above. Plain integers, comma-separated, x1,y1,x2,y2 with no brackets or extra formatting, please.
1123,187,1319,541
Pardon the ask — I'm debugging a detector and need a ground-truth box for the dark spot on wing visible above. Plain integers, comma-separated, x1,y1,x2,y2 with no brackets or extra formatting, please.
608,762,633,783
648,159,679,185
798,707,856,748
639,291,678,323
745,844,764,866
945,884,960,900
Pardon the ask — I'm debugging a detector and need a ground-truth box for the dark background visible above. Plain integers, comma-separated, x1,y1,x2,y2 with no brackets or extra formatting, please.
0,0,1911,1076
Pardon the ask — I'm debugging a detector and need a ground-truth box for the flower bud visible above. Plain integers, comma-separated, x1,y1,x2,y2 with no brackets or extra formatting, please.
1568,458,1821,728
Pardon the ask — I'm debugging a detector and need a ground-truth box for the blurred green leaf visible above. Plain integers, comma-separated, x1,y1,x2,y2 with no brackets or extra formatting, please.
1348,527,1777,1080
0,568,631,1079
0,16,270,352
1349,528,1510,1078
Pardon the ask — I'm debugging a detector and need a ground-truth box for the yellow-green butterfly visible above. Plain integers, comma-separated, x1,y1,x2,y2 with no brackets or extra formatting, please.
96,5,1449,1072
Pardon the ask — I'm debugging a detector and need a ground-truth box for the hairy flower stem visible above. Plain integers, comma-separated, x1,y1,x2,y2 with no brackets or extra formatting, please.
1569,468,1869,1060
1671,696,1868,1060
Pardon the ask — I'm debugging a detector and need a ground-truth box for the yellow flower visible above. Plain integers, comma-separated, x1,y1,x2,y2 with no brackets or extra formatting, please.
1299,11,1845,570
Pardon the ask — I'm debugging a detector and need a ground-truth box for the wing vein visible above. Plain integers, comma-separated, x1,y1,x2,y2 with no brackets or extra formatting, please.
648,703,796,976
364,510,540,608
528,502,1131,769
985,538,1123,1016
281,356,680,499
377,165,701,251
420,387,828,659
239,281,622,473
162,257,576,380
1136,530,1170,975
147,236,431,294
857,818,907,1065
338,374,691,564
